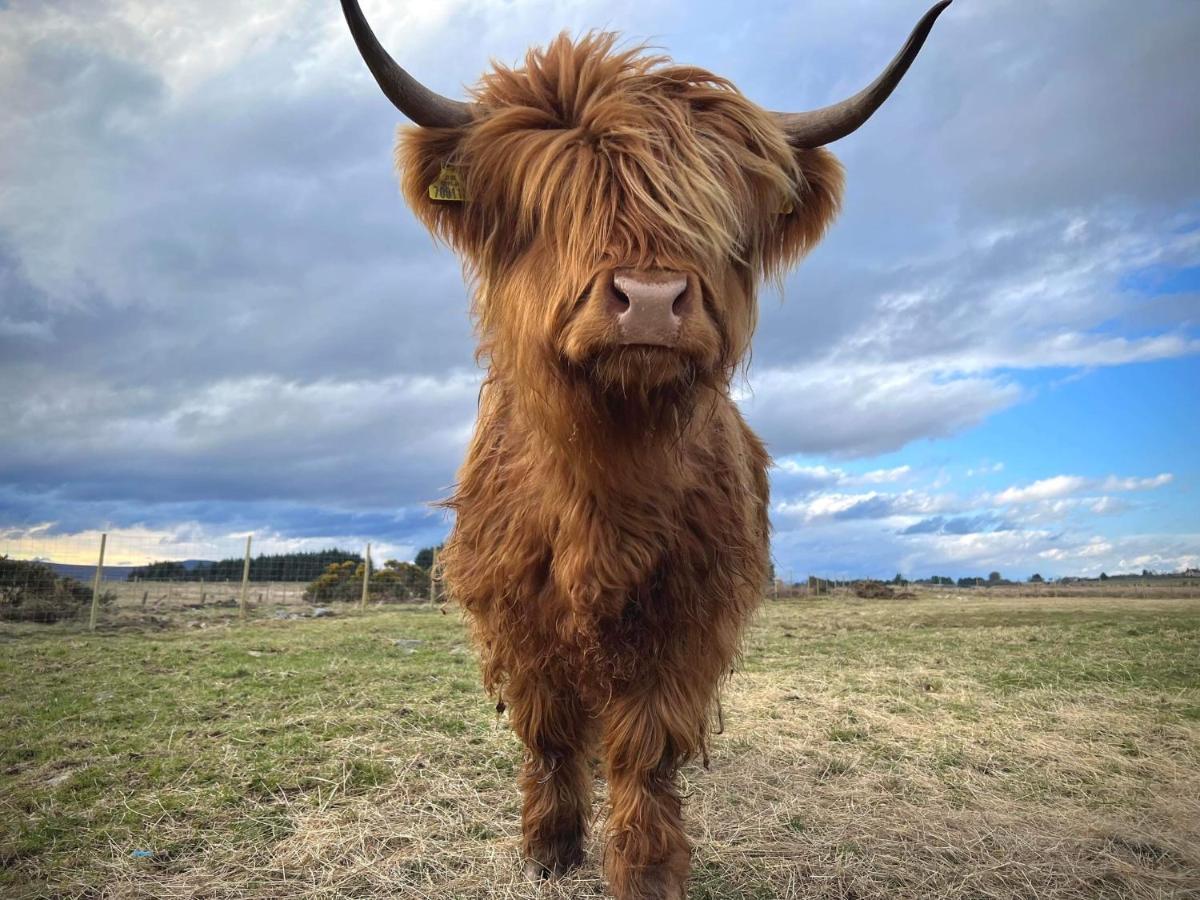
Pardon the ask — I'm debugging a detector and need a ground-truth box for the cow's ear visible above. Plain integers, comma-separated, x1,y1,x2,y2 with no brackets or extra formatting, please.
763,147,844,276
396,125,484,258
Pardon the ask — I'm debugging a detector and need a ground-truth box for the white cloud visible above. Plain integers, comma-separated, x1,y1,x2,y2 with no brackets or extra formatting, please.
966,462,1005,477
1101,473,1173,492
994,475,1090,505
853,465,912,485
771,513,1200,582
775,489,956,525
772,461,912,490
773,461,845,487
767,462,1192,580
740,364,1022,459
0,520,419,568
1040,538,1114,562
994,472,1173,506
907,529,1055,568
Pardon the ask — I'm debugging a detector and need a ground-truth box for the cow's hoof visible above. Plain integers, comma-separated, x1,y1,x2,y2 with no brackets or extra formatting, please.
611,872,687,900
607,848,690,900
524,859,552,882
523,838,584,882
625,869,686,900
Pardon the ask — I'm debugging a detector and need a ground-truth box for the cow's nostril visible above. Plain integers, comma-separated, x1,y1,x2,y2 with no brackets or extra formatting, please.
612,285,631,311
671,286,690,317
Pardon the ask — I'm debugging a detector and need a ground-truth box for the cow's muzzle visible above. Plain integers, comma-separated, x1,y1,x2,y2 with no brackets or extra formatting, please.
605,269,694,348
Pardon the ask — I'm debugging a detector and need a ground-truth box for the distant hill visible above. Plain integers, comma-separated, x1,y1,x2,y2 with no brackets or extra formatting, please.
43,562,136,582
40,559,214,582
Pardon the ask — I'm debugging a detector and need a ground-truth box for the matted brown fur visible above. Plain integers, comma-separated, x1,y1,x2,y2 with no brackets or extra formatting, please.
395,32,843,900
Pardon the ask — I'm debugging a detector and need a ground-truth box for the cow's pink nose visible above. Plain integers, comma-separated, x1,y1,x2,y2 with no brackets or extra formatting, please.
608,269,691,347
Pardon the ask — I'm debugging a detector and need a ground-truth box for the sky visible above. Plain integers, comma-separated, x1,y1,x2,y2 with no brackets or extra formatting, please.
1,0,1197,579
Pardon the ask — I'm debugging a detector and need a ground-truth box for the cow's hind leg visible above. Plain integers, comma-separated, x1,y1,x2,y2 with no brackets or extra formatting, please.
601,682,709,900
505,670,595,879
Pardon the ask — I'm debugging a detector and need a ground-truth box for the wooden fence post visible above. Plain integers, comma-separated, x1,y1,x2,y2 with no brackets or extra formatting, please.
88,533,107,631
239,535,252,619
360,543,371,610
428,548,439,609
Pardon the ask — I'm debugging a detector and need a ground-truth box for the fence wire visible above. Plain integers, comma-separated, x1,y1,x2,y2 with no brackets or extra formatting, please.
0,531,442,628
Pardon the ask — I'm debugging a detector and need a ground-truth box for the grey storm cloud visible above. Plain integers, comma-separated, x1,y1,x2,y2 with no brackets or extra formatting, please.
1,0,1197,564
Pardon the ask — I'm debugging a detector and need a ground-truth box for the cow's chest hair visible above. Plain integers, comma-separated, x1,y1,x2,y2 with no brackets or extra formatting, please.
443,387,770,693
477,449,758,686
463,430,759,604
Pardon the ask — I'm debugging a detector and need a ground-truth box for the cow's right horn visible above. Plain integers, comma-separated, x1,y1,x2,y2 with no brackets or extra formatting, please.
341,0,476,128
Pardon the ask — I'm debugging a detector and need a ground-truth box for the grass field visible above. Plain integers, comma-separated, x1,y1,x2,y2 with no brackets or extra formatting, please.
2,592,1198,899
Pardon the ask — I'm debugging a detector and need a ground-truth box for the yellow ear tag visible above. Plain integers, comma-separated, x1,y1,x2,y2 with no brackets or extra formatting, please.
428,165,467,202
778,195,795,215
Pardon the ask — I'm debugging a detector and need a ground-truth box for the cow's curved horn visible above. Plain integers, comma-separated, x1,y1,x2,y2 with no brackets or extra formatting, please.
341,0,475,128
774,1,952,148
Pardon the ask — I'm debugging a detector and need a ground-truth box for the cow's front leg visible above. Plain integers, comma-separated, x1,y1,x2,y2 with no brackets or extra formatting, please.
505,670,595,879
601,685,707,900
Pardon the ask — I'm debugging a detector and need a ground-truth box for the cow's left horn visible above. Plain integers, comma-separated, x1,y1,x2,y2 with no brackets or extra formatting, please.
341,0,475,128
774,1,952,148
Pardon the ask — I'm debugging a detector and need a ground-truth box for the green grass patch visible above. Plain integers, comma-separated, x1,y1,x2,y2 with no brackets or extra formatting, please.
2,594,1198,898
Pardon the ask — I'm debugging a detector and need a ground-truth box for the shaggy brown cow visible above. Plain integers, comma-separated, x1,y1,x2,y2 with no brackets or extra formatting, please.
341,3,951,897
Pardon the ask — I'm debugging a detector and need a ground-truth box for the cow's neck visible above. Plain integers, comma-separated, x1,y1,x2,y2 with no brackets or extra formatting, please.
509,373,716,501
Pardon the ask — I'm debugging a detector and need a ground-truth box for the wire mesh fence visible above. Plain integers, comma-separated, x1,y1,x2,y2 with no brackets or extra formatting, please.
6,529,1198,630
0,530,442,629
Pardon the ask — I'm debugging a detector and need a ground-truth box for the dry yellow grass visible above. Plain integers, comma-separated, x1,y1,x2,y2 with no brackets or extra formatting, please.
3,592,1198,898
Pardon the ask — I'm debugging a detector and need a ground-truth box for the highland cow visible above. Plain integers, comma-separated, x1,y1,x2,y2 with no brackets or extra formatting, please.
341,3,951,897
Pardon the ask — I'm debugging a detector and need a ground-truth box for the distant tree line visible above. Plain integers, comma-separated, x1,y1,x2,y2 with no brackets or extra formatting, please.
913,572,1023,588
127,548,363,583
908,569,1198,586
